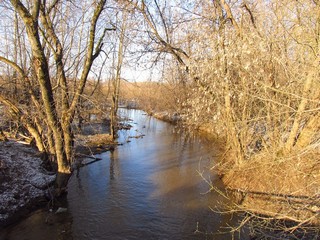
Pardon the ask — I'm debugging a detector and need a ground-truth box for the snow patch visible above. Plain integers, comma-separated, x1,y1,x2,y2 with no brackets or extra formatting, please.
0,141,56,226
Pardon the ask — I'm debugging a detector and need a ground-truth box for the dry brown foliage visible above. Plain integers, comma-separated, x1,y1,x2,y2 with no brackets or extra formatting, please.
146,0,320,235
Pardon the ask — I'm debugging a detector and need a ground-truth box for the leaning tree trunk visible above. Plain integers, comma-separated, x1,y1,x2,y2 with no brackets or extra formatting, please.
8,0,107,195
10,0,71,194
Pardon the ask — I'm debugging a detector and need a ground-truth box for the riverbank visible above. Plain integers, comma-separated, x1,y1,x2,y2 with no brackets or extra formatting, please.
147,110,181,124
0,140,56,228
0,108,242,240
147,108,320,236
200,127,320,237
0,131,118,229
135,109,320,234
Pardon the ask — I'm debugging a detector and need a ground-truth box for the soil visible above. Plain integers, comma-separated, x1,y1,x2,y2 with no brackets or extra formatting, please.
0,140,56,229
0,121,123,229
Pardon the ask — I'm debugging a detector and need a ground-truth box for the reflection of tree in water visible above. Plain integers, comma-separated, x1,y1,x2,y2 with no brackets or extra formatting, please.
109,149,119,180
56,209,73,240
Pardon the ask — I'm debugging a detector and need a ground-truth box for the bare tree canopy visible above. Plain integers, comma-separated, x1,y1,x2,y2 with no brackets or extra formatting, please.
0,0,319,236
0,0,110,193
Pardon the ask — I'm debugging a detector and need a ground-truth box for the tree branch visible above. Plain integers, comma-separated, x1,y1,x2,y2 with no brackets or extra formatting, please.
68,0,107,117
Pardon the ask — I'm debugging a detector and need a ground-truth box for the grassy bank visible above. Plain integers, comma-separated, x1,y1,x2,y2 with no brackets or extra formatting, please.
177,121,318,238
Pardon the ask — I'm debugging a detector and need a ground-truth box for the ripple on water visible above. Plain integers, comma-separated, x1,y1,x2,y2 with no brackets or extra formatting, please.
1,109,248,240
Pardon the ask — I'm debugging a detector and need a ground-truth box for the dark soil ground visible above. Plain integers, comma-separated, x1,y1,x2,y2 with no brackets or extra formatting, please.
0,140,56,228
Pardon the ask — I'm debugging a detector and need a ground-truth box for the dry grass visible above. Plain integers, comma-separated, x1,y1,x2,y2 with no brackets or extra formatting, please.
221,148,320,227
223,151,320,196
76,133,114,148
75,133,117,156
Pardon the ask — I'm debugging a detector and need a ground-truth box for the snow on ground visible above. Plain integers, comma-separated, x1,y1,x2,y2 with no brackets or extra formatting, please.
0,141,55,227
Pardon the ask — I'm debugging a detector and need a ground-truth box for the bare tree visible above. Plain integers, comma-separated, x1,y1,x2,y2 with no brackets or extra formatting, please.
110,10,128,140
0,0,108,194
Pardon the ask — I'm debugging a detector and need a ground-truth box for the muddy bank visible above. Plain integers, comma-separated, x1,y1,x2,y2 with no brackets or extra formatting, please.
0,141,56,228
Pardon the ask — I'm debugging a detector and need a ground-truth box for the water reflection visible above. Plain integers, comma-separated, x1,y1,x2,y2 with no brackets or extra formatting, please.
0,207,73,240
109,150,119,180
67,109,246,239
0,109,248,240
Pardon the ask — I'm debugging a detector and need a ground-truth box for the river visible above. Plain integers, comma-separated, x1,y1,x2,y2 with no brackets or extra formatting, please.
0,109,248,240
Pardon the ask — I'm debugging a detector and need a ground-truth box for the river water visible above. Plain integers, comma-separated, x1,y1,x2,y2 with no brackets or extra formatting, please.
1,109,247,240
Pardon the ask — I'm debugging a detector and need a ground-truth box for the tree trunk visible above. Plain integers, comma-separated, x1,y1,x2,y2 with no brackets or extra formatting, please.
284,60,318,152
7,0,107,195
10,0,71,181
55,172,72,196
110,12,127,140
26,123,45,152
